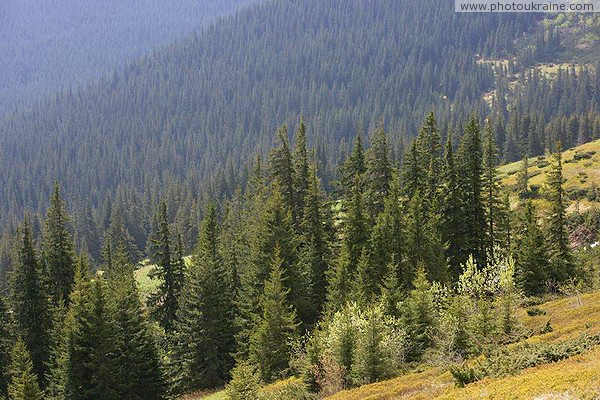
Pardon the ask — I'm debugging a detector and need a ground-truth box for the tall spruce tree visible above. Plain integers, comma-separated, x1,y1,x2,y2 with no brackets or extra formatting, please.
516,155,531,199
10,217,51,384
366,173,406,289
364,122,392,220
401,139,423,200
458,117,486,266
108,268,165,399
338,133,366,199
405,192,447,282
441,130,465,278
147,202,183,332
269,125,296,224
344,175,369,275
293,119,310,229
61,275,117,400
249,247,298,383
482,121,505,257
42,183,76,305
545,143,574,283
404,268,435,362
297,164,330,325
515,201,549,295
326,242,351,314
172,204,236,391
7,339,43,400
0,296,11,398
417,112,442,202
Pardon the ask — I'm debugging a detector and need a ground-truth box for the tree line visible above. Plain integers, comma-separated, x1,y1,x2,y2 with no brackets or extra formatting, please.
0,112,577,399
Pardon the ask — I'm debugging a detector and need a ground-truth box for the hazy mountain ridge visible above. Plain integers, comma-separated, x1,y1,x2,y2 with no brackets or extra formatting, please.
0,0,258,114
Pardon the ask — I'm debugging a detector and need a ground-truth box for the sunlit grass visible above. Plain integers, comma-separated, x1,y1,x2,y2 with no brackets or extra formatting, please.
327,290,600,399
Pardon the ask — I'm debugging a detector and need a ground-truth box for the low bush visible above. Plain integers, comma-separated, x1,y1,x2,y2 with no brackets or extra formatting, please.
450,333,600,387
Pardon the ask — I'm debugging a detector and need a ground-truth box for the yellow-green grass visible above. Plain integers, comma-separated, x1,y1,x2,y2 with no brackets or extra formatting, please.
499,138,600,212
134,256,192,300
327,291,600,400
179,378,306,399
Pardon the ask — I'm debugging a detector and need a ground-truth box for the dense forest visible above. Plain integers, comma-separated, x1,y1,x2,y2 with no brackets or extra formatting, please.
0,111,591,399
0,0,257,114
1,0,600,281
2,2,600,396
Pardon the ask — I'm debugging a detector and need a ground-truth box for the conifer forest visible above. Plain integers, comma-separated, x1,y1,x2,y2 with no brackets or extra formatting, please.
2,0,600,399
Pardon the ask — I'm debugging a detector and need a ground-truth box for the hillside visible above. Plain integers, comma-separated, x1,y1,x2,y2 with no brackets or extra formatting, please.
325,289,600,400
499,138,600,213
0,0,257,114
0,0,558,262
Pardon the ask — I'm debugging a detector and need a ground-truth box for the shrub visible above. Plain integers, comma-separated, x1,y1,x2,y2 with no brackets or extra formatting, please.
450,333,600,387
226,362,261,400
526,307,546,316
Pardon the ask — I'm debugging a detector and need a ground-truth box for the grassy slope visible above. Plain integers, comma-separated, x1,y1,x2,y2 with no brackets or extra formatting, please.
499,138,600,213
135,256,192,300
327,291,600,400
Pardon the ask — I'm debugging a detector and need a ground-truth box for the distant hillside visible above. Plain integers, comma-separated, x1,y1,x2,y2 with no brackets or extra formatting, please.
499,138,600,213
0,0,257,114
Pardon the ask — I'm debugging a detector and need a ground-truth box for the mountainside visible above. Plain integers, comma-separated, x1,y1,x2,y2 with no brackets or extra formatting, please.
1,0,599,265
500,138,600,213
0,0,257,114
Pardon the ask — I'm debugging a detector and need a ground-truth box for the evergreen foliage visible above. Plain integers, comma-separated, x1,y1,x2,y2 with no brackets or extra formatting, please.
7,339,43,400
545,143,575,283
249,247,299,383
172,204,236,392
42,184,76,305
10,217,51,383
147,202,183,332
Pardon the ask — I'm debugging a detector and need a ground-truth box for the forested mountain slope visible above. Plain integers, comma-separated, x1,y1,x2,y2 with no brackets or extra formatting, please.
0,0,257,114
1,0,599,268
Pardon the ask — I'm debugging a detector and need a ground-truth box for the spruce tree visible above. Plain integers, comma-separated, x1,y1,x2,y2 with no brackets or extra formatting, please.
404,268,435,362
379,260,402,318
545,143,574,283
405,192,447,282
7,339,43,400
147,202,183,332
354,249,377,307
269,125,296,223
0,296,11,398
482,122,505,257
351,306,393,385
225,363,260,400
458,117,486,266
344,175,369,275
338,133,366,199
297,164,330,325
62,276,117,400
367,174,406,289
441,131,465,278
44,302,67,400
249,247,298,383
236,188,298,359
364,122,392,219
516,155,531,199
10,217,51,383
108,268,165,399
401,139,423,201
515,202,549,296
172,204,236,391
416,112,442,202
326,243,351,314
42,183,76,305
293,118,310,228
